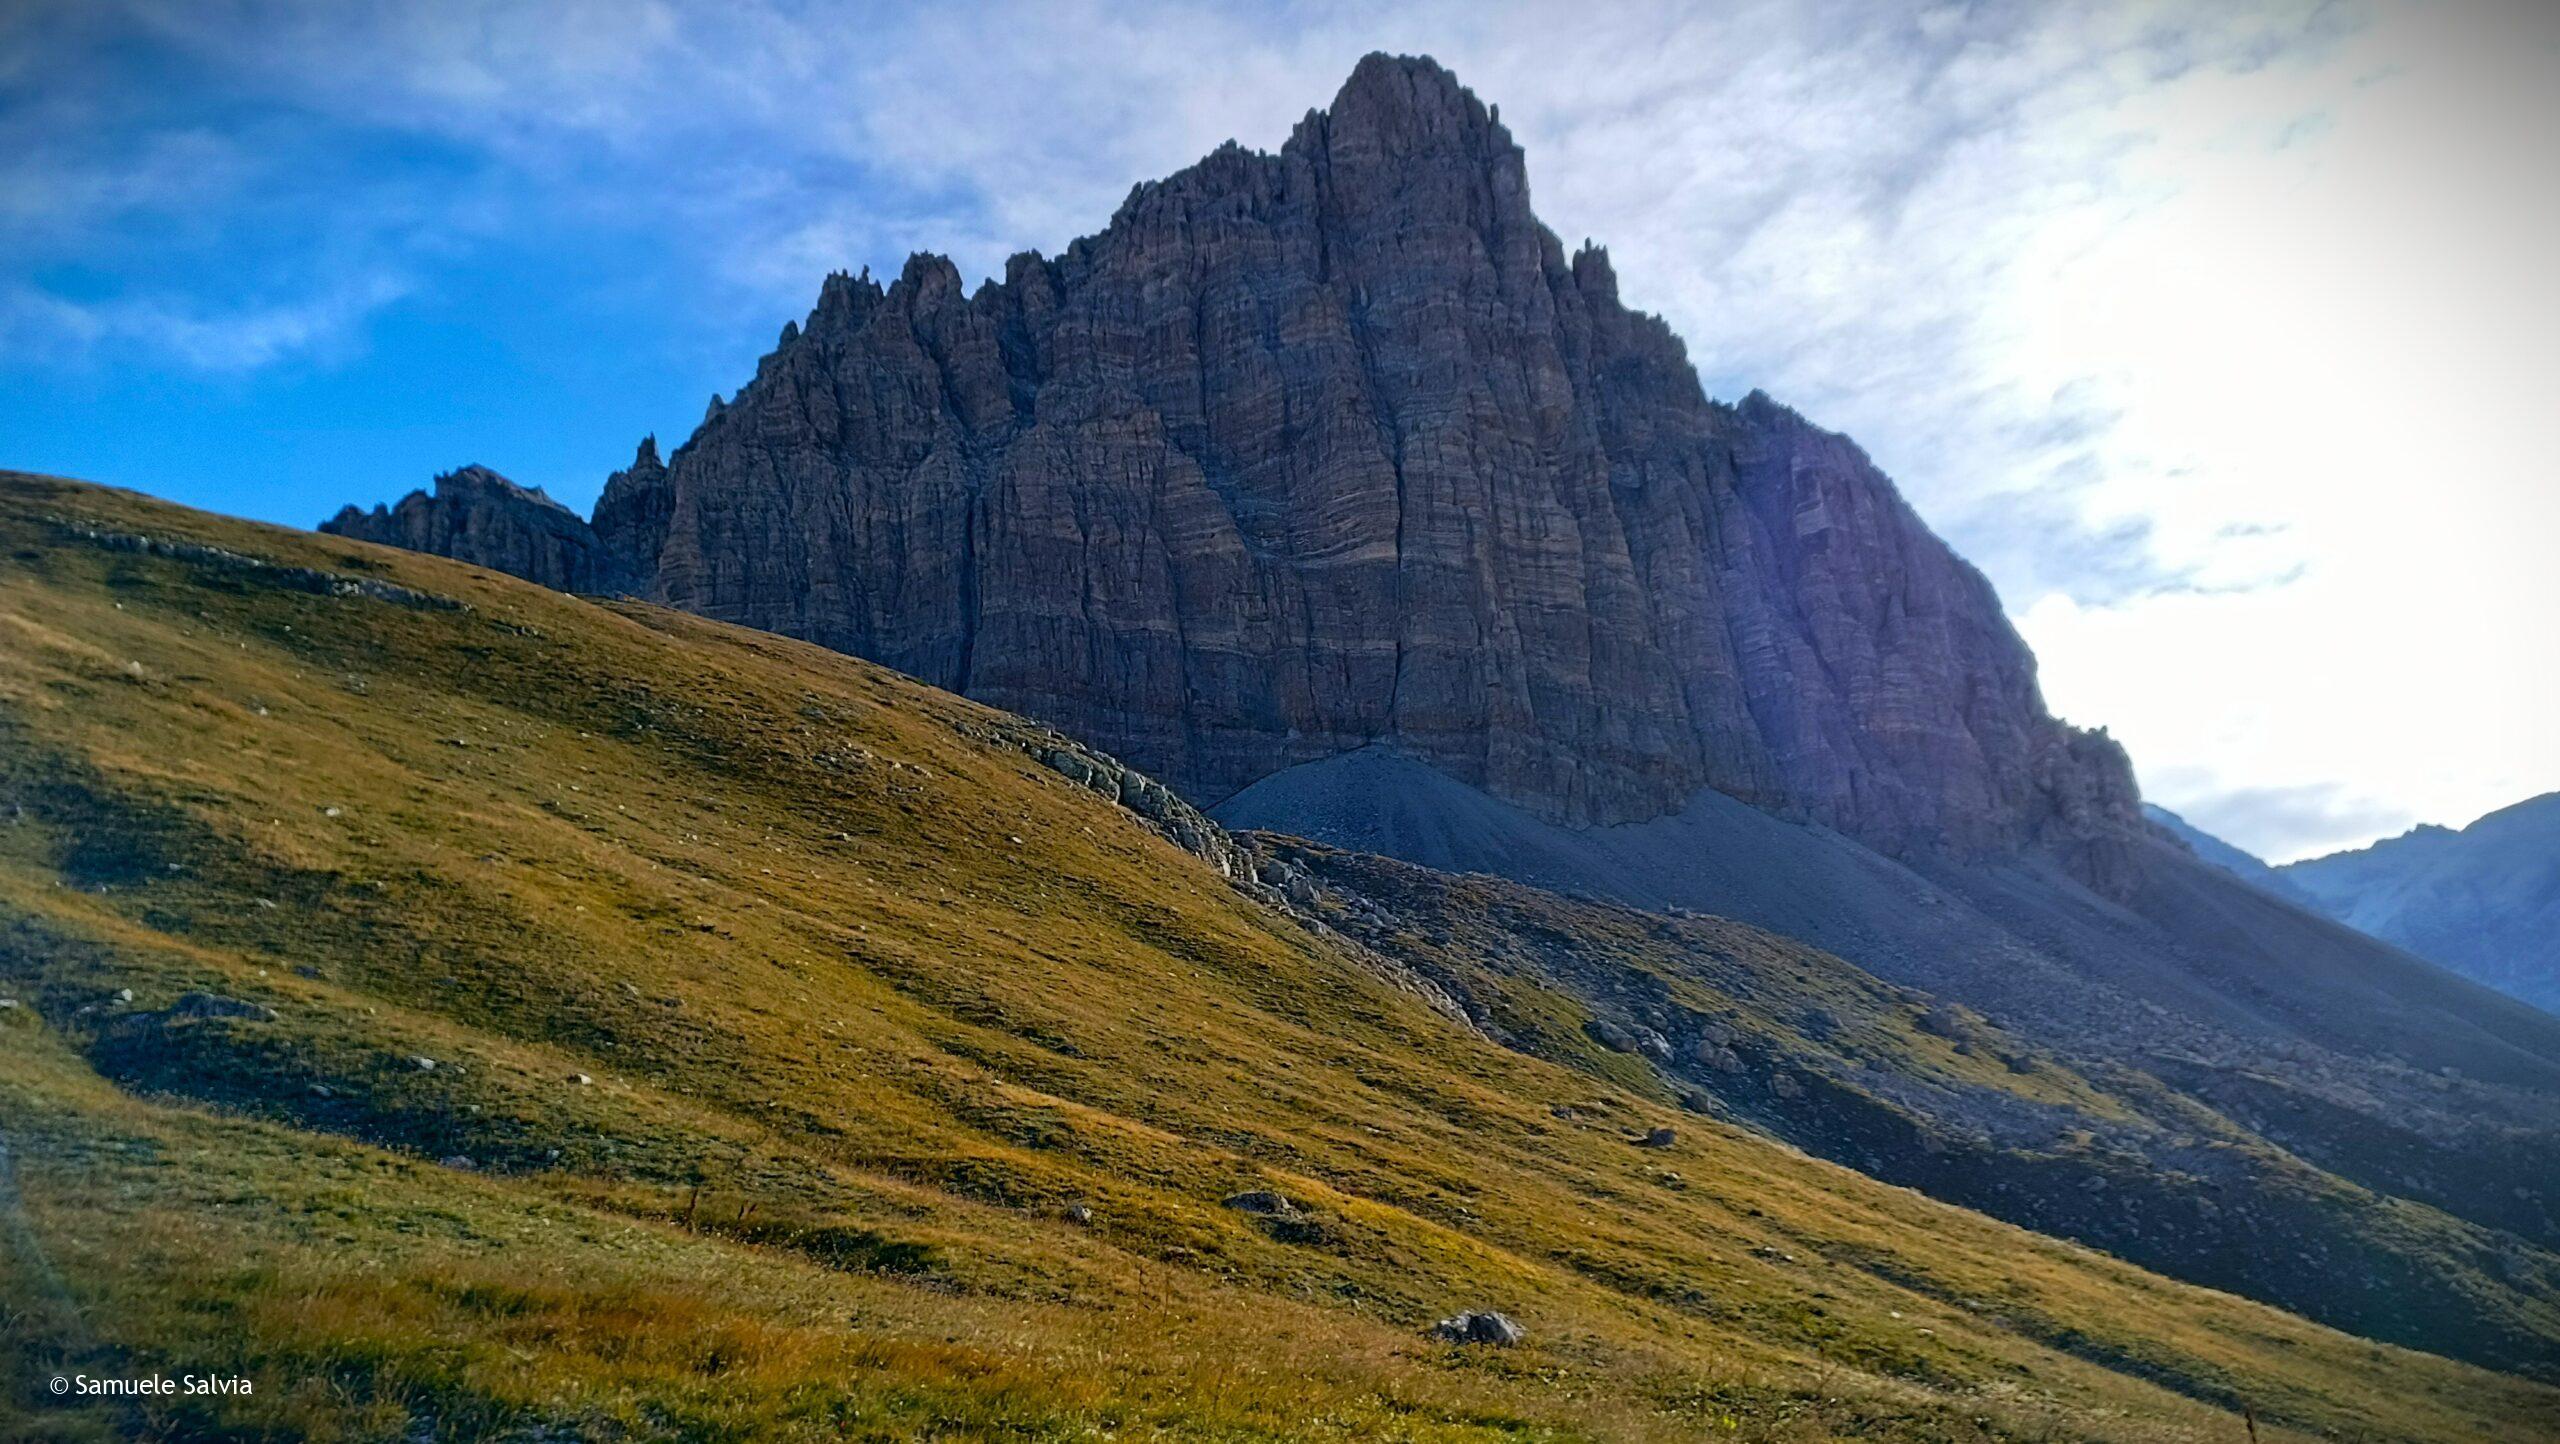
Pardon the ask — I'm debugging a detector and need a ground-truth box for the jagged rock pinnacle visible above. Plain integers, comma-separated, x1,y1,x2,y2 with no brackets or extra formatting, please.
321,54,2141,877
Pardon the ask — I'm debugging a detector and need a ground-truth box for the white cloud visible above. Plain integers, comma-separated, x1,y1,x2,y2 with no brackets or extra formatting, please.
2005,0,2560,858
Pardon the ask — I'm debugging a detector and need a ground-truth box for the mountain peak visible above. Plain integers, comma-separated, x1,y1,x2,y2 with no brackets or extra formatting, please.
324,55,2142,877
1291,51,1520,189
1326,53,1491,141
435,463,572,515
323,462,628,593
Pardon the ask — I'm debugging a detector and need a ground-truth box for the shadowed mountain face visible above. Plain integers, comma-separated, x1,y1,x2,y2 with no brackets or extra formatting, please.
323,53,2138,881
1216,746,2560,1101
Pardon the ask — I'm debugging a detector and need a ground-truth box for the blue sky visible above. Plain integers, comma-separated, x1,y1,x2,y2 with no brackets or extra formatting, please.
5,0,2556,860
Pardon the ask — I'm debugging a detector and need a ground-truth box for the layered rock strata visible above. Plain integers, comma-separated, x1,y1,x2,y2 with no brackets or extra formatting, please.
324,54,2138,873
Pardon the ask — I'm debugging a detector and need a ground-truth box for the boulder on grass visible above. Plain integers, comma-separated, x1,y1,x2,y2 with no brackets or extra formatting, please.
1222,1190,1297,1216
1431,1310,1524,1347
1584,1018,1638,1052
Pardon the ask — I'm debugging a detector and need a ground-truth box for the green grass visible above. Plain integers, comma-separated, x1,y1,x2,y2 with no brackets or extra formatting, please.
0,471,2552,1442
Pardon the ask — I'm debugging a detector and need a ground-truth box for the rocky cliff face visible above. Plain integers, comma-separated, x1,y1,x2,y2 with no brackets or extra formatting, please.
325,464,634,595
324,54,2139,872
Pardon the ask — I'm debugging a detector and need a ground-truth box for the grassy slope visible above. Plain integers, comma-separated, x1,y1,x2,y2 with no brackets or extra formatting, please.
0,472,2550,1443
1260,841,2560,1378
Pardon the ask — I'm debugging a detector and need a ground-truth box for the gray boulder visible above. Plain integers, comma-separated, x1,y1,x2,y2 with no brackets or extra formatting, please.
1431,1310,1524,1347
1222,1190,1297,1216
1584,1018,1638,1052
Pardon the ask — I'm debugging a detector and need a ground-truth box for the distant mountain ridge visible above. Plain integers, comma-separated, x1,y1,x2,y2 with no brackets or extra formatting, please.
325,52,2140,885
2286,796,2558,1014
2144,799,2558,1015
2142,802,2317,907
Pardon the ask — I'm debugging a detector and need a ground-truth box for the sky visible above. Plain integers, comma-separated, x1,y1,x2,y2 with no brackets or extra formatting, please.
3,0,2554,862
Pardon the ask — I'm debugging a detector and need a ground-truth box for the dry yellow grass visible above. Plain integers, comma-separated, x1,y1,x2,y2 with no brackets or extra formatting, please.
0,471,2550,1442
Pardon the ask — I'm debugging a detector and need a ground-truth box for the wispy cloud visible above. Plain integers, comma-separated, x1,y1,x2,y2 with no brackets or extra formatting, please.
1,272,411,372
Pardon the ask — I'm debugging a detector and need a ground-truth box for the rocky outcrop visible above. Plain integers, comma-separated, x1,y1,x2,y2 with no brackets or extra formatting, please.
325,54,2140,875
57,519,466,611
325,464,634,595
